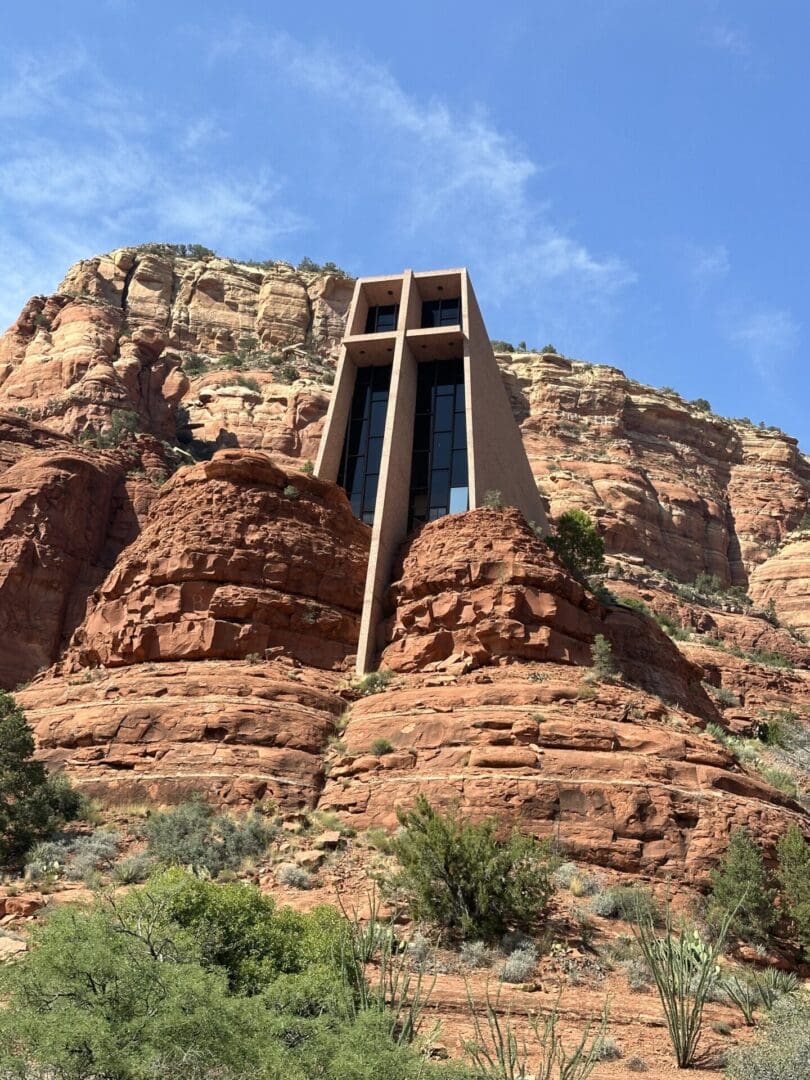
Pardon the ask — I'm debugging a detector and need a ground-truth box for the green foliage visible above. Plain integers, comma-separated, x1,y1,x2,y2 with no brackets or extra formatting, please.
464,985,606,1080
587,885,660,923
278,362,300,383
234,375,261,392
778,826,810,958
708,827,776,944
0,692,83,868
370,737,395,757
391,796,555,941
589,634,617,681
352,670,393,696
296,256,350,278
83,408,140,449
691,398,712,412
301,459,315,474
283,483,300,499
725,991,810,1080
547,510,605,578
142,798,274,876
483,489,504,508
633,904,731,1069
136,242,216,260
490,339,515,352
182,352,208,376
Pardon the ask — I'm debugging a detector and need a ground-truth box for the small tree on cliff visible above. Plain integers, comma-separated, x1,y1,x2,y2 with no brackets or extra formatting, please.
547,509,605,578
707,827,776,944
0,693,83,867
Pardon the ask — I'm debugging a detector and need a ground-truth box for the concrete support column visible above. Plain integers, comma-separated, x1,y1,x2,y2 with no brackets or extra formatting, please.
355,272,417,673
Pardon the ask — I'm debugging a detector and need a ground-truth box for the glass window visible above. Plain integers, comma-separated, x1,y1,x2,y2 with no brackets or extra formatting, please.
336,363,392,525
449,486,469,514
420,297,461,328
365,304,399,334
407,357,468,529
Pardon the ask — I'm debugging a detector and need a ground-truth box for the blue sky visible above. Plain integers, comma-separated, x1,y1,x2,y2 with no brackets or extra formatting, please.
1,1,808,446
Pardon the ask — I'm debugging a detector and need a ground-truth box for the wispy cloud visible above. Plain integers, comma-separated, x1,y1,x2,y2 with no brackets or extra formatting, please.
0,46,305,328
685,242,730,292
727,307,800,384
208,28,635,349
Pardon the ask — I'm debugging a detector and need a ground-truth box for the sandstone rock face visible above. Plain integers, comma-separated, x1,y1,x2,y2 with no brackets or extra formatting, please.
20,661,343,811
0,416,125,688
184,373,329,462
319,667,804,884
749,528,810,635
0,249,350,446
65,451,370,672
505,353,810,589
381,509,717,722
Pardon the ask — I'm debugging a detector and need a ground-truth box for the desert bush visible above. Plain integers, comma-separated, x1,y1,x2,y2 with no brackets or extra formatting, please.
460,940,493,969
593,1035,622,1060
112,852,155,885
370,737,394,757
777,825,810,958
589,634,617,681
724,991,810,1080
283,483,299,499
634,907,731,1069
483,489,504,508
0,692,84,868
622,957,653,992
588,885,659,923
352,670,393,696
142,798,274,876
277,862,313,890
708,827,776,943
719,972,760,1025
233,375,260,392
63,830,121,881
547,509,605,577
464,985,606,1080
755,967,799,1008
391,796,555,941
626,1056,649,1072
183,352,208,376
499,944,538,984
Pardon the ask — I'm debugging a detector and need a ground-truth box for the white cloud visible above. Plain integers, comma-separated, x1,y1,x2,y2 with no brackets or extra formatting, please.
727,307,800,382
686,243,730,291
228,31,634,347
703,22,752,59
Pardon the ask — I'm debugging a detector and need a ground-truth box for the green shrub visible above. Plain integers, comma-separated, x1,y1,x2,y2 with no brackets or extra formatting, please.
234,375,261,392
277,862,313,890
352,670,393,696
547,509,606,577
778,826,810,958
94,408,140,449
142,798,274,876
391,796,554,941
587,885,659,923
499,944,537,983
370,738,394,757
725,991,810,1080
183,353,208,376
0,692,83,868
301,459,315,474
692,398,712,412
707,827,776,944
283,483,300,499
590,634,617,681
482,489,504,508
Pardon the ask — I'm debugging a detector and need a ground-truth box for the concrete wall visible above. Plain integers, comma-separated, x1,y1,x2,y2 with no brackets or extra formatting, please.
463,271,548,532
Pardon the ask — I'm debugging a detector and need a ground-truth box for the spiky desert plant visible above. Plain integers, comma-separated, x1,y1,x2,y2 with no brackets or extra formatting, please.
633,900,734,1068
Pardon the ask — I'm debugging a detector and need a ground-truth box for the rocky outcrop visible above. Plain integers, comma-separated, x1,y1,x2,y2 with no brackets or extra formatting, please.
0,416,125,688
0,249,350,444
65,450,370,672
20,661,343,810
319,667,804,884
749,528,810,635
504,353,810,591
381,509,717,722
183,373,328,462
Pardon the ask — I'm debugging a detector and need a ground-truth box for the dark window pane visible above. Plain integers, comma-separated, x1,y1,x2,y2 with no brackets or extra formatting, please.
428,507,444,521
453,411,467,448
434,394,453,432
362,510,374,524
363,474,378,510
421,300,440,328
452,448,468,485
411,452,429,488
430,468,450,507
413,413,431,450
439,297,460,325
433,432,451,469
364,307,376,334
370,400,387,436
454,381,466,412
350,459,365,496
351,493,362,516
367,436,383,474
